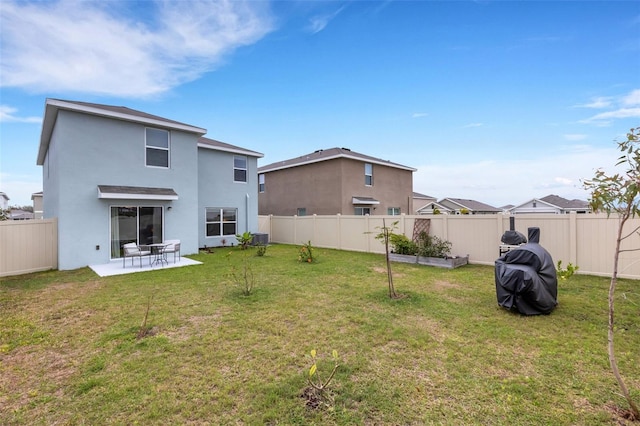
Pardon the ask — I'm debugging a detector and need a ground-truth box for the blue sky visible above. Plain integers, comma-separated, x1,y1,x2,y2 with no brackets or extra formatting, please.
1,0,639,208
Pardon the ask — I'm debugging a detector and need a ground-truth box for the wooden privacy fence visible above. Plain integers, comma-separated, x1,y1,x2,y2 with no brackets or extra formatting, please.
258,213,640,280
0,218,58,277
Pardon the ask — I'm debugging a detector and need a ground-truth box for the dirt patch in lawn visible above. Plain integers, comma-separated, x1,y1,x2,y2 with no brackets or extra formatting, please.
371,266,405,278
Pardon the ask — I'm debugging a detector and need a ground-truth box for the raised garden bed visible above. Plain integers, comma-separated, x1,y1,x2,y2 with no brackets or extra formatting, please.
389,253,469,269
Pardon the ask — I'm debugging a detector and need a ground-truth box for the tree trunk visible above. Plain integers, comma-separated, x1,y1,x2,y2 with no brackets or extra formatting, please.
609,214,640,420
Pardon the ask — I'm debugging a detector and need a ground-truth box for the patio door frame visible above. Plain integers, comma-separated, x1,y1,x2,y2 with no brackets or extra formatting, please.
110,205,164,259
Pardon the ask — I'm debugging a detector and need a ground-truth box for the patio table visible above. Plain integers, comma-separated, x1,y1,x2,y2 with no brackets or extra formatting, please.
147,243,169,267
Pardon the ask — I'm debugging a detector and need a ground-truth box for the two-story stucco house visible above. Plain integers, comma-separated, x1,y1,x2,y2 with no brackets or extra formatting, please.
258,147,416,216
37,99,263,270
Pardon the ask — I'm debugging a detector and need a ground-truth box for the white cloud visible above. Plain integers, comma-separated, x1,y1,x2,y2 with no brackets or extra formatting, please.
308,5,346,34
412,112,429,118
0,105,41,123
412,145,619,207
574,96,613,109
463,123,483,128
563,134,587,141
0,0,274,97
622,89,640,106
578,89,640,126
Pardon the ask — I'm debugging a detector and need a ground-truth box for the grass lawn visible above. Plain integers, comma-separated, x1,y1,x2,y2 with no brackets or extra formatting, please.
1,244,638,425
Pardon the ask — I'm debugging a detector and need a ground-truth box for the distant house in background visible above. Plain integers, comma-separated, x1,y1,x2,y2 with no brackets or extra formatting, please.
9,209,34,220
0,192,9,210
509,194,590,214
412,192,437,213
416,200,453,215
258,147,416,216
37,98,263,270
31,191,43,219
438,198,502,215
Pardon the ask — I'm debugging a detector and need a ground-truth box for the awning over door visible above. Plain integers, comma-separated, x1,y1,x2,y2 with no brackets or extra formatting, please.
98,185,178,200
352,196,380,205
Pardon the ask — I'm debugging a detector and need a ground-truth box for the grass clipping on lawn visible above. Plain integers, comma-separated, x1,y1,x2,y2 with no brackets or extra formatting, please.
1,244,638,425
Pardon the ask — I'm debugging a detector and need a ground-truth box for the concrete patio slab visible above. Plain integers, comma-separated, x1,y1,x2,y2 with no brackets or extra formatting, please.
89,257,202,277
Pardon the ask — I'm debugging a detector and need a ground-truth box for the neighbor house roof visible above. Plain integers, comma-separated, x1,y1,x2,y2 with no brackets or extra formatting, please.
258,147,416,173
198,136,263,158
0,192,8,201
539,194,589,210
440,197,501,213
37,99,207,165
413,192,436,199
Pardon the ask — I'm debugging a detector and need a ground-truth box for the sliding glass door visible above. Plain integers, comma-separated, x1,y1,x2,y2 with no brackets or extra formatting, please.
110,206,163,258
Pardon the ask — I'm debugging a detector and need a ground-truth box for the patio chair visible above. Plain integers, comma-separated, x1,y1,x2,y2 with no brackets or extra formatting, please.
163,239,181,263
123,242,151,268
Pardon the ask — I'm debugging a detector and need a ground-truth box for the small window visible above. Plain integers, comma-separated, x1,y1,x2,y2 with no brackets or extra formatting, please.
146,128,170,168
365,163,373,186
259,174,265,193
355,207,371,215
297,208,306,216
388,207,400,215
206,208,237,237
234,156,247,182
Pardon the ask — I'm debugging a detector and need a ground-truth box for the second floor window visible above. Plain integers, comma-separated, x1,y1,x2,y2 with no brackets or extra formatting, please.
365,163,373,186
234,155,247,182
259,174,265,192
146,128,170,168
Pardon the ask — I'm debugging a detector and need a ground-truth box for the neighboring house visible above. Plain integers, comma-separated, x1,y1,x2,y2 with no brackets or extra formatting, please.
9,209,34,220
416,200,453,215
509,194,591,214
37,99,263,270
412,192,437,213
32,191,43,219
438,198,502,215
0,192,9,210
258,147,416,216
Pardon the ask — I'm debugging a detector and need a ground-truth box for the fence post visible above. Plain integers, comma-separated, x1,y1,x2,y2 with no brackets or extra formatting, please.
336,214,342,250
442,214,449,240
569,211,577,265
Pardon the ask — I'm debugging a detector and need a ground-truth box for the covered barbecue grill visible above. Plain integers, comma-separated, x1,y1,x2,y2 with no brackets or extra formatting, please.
494,227,558,315
499,216,527,255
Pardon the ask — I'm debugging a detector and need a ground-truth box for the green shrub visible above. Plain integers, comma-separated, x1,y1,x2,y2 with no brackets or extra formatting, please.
389,234,418,255
416,232,452,258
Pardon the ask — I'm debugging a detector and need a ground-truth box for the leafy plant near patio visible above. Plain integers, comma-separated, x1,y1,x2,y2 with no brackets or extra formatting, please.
583,126,640,420
256,243,267,257
236,231,253,250
298,241,314,263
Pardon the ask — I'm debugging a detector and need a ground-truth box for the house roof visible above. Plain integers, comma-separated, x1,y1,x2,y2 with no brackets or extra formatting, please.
0,192,8,201
440,197,501,212
97,185,179,200
198,136,263,158
510,194,590,212
258,147,417,173
413,192,436,199
31,191,43,200
37,99,207,165
416,201,452,213
539,194,589,209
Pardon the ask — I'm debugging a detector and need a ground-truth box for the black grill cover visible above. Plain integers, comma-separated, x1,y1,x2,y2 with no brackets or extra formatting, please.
494,227,558,315
501,230,527,245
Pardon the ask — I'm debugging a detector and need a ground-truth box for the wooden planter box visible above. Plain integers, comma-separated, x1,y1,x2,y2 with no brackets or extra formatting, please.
389,253,469,269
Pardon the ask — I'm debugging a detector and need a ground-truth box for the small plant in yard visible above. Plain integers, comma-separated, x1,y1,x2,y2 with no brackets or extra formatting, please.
416,232,452,258
301,349,339,409
235,231,253,250
298,241,314,263
226,250,255,296
373,219,403,299
557,261,579,280
256,243,267,256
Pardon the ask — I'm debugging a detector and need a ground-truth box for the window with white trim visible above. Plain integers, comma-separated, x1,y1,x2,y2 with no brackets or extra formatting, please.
259,174,265,192
355,207,371,215
365,163,373,186
234,155,247,182
388,207,401,215
206,208,237,237
146,128,170,168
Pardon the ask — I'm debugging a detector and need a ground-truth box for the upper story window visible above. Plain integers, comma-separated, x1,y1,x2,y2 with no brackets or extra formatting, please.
234,155,247,182
259,174,265,192
146,128,170,168
365,163,373,186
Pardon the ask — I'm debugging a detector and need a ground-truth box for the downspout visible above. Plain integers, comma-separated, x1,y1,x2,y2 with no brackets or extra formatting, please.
246,193,250,232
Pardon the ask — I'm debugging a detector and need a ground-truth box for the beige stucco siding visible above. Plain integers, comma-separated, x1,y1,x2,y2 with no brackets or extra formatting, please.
258,158,413,215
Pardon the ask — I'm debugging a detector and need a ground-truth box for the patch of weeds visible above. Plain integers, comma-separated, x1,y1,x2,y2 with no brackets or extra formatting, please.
301,349,340,410
298,241,314,263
